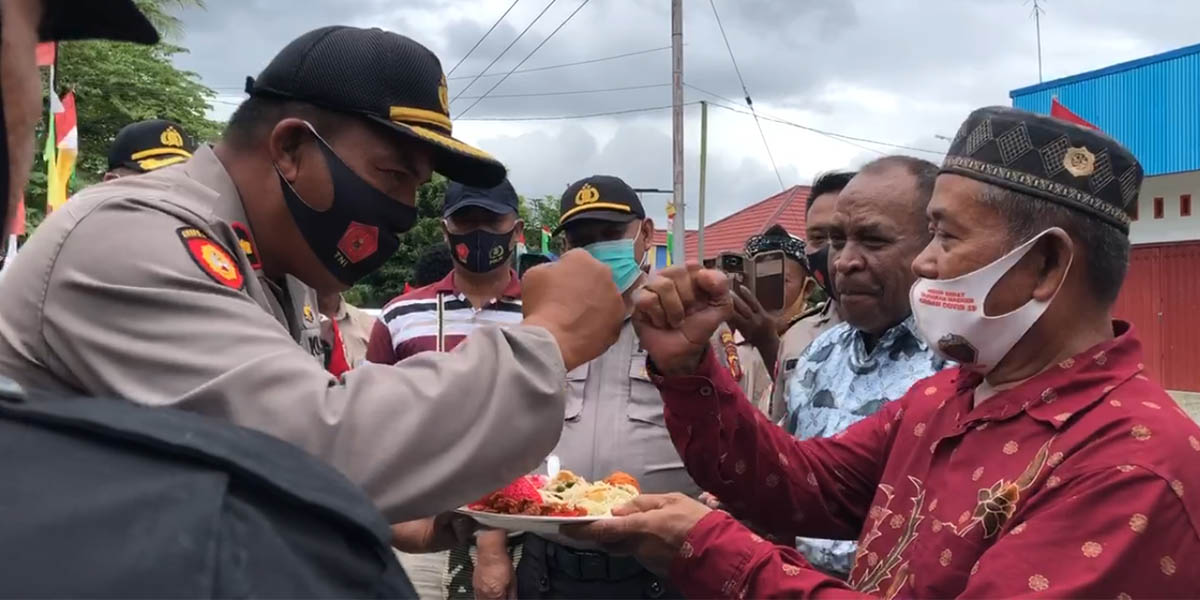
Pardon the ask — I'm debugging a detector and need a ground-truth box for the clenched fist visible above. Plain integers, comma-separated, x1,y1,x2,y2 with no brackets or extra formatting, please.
522,249,624,370
632,264,733,375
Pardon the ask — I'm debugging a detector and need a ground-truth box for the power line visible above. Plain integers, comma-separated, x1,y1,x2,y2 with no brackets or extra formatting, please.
708,0,784,191
205,46,674,92
448,46,671,81
682,82,741,107
215,83,666,102
697,97,876,155
458,102,697,121
451,0,559,103
456,0,591,118
456,83,668,100
684,81,884,151
445,0,520,77
707,100,945,156
686,83,936,155
757,111,944,155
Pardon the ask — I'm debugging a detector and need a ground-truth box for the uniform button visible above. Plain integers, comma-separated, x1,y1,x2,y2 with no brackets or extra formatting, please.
648,579,664,597
538,575,550,592
699,386,713,397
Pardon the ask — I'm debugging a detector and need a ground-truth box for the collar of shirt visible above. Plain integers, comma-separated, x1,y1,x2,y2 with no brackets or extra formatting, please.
840,315,933,374
817,299,837,324
332,297,349,321
177,145,268,277
952,320,1142,430
430,269,521,301
733,330,749,345
179,145,251,230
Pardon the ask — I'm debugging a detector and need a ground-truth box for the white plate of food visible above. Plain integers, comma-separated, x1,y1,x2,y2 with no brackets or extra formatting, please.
457,470,640,536
455,508,607,535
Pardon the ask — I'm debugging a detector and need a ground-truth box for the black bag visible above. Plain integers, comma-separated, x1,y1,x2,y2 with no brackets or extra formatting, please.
0,382,415,598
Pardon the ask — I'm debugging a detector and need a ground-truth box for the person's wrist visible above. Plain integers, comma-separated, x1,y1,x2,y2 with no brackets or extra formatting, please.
651,347,707,377
522,314,577,370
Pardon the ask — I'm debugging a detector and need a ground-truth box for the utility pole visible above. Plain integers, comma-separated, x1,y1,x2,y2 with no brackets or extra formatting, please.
670,0,685,266
1031,0,1045,82
697,100,708,260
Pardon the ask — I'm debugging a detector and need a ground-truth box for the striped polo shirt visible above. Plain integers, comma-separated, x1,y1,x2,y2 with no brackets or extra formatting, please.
365,270,522,365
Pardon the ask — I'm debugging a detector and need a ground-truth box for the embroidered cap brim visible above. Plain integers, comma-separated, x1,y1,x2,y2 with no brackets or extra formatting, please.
940,106,1143,234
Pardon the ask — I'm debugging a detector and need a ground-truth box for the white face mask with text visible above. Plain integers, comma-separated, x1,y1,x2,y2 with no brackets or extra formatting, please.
909,228,1072,374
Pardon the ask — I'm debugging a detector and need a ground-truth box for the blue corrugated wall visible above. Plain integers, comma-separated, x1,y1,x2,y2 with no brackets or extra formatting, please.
1010,43,1200,176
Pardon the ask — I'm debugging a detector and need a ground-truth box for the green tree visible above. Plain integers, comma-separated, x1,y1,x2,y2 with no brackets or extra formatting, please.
24,0,219,231
519,194,563,255
344,182,565,307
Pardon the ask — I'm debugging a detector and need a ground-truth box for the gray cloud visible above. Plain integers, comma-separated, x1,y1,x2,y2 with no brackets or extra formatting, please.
478,117,799,226
173,0,1200,225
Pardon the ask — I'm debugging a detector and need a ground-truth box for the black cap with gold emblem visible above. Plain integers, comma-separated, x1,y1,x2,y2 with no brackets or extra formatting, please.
107,119,197,173
941,106,1144,234
554,175,646,234
245,25,505,188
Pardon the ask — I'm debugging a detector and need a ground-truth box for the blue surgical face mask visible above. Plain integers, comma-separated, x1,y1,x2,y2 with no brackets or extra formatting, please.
583,231,646,293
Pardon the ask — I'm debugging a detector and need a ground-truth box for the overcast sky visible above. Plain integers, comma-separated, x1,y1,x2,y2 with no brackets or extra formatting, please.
172,0,1200,227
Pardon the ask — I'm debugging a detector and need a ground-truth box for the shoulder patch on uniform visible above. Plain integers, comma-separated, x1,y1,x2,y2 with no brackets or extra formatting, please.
230,222,262,270
177,227,245,290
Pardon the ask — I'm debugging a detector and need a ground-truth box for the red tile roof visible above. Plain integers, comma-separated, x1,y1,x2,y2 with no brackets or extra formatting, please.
652,185,811,261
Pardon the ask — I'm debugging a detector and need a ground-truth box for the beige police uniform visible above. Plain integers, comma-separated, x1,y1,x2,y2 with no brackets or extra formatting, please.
710,323,772,417
554,319,700,497
321,297,376,368
768,300,842,424
514,318,699,597
0,146,567,523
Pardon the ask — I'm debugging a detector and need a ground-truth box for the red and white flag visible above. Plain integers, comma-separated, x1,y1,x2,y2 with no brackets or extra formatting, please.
35,42,55,67
47,89,78,212
1050,98,1098,130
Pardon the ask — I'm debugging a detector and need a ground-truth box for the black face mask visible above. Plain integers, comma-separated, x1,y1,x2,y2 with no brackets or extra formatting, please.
806,246,837,301
277,125,416,286
447,226,515,273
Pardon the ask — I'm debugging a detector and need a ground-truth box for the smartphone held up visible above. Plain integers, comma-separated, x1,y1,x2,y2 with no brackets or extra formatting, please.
712,251,786,313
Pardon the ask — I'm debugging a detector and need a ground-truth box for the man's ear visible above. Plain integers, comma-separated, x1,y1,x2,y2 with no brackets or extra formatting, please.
1032,228,1074,302
641,218,655,241
513,219,526,242
268,118,315,183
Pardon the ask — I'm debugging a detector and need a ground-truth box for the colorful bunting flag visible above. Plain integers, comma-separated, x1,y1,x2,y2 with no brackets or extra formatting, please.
665,219,674,267
47,89,77,212
515,227,526,258
35,42,55,67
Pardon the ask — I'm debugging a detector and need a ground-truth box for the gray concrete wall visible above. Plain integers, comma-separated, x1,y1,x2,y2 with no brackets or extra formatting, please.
1169,391,1200,421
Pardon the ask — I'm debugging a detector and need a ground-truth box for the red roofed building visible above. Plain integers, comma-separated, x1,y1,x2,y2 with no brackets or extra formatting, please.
650,185,811,269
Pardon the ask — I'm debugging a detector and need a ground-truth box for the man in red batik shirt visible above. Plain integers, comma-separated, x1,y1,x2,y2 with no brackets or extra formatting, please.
571,106,1200,598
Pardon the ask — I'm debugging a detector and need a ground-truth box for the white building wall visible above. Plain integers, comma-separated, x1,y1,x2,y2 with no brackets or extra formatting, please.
1130,170,1200,245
